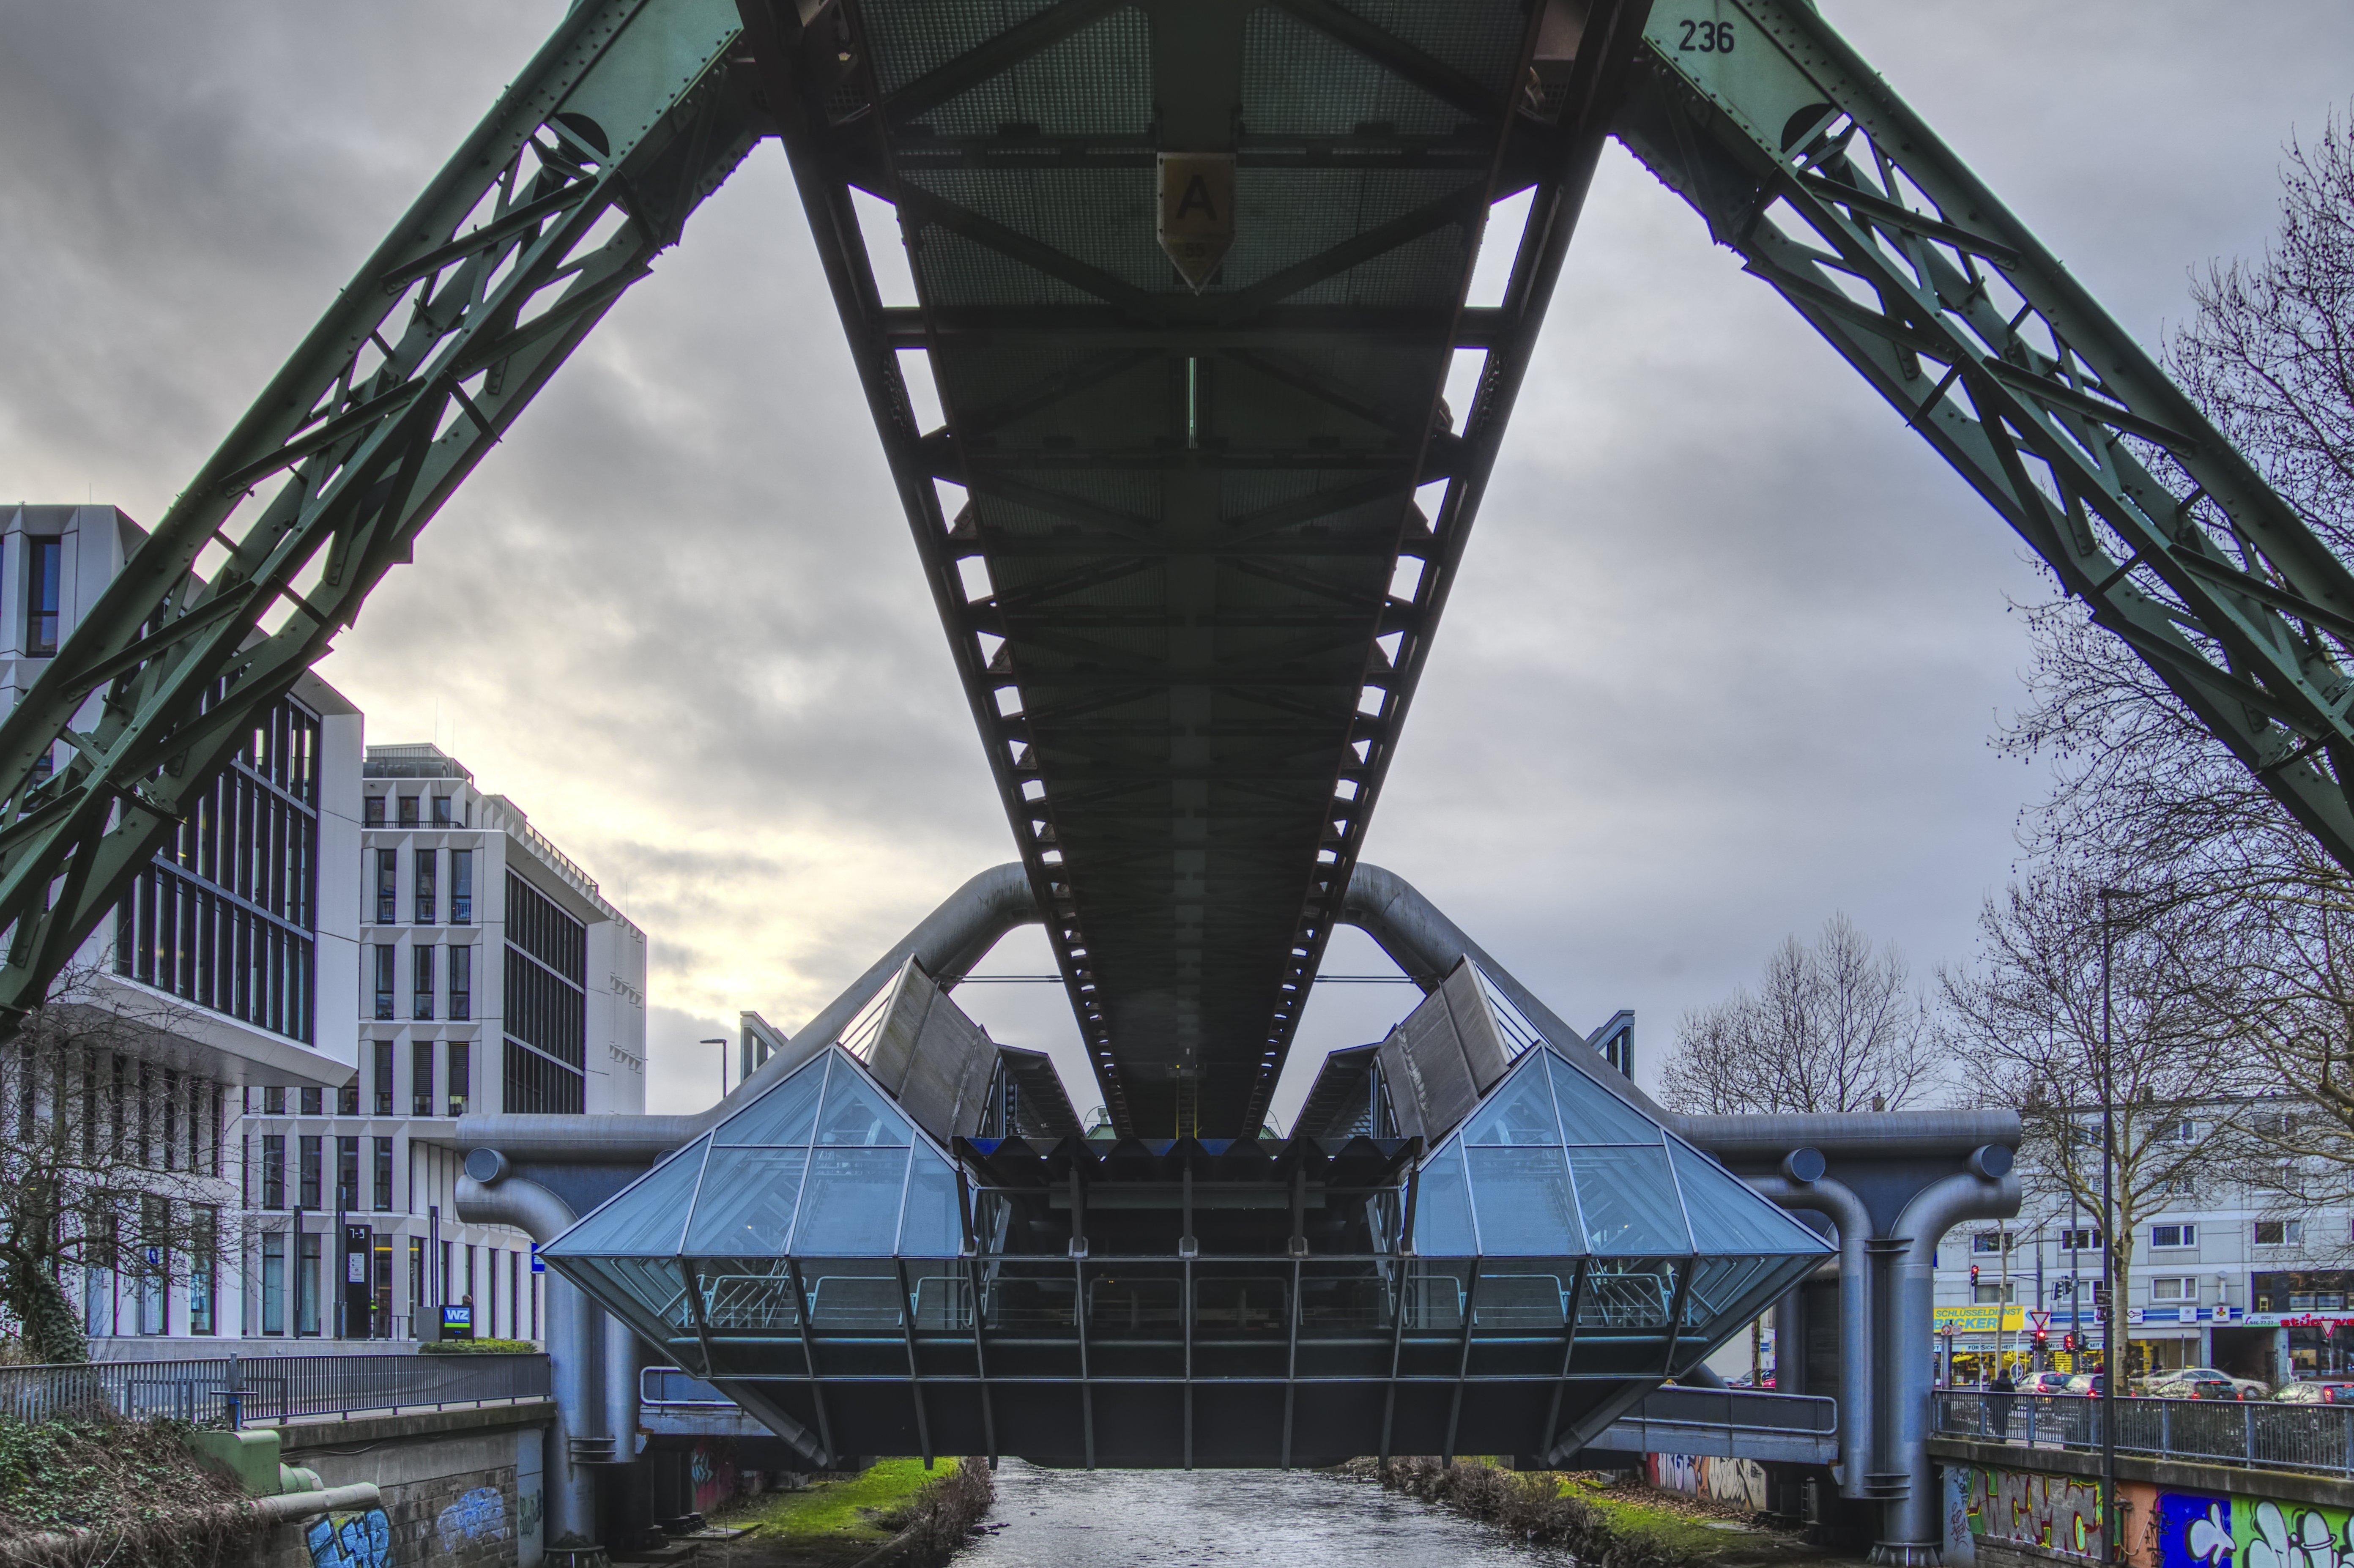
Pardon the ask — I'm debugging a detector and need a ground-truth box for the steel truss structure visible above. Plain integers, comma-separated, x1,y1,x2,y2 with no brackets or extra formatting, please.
2,0,2350,1139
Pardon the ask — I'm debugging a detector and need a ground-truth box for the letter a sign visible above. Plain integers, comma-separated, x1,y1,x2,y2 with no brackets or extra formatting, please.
1157,152,1235,293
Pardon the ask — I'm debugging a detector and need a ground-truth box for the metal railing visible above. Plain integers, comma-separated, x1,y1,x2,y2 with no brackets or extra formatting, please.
1935,1390,2354,1478
0,1352,550,1428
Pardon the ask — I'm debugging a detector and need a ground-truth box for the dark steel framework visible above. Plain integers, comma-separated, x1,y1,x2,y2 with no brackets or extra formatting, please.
543,1022,1826,1469
0,0,2349,1148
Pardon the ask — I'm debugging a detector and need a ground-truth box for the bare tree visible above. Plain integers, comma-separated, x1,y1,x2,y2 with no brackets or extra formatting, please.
1941,873,2261,1378
1661,913,1940,1114
0,969,238,1362
1993,106,2354,1174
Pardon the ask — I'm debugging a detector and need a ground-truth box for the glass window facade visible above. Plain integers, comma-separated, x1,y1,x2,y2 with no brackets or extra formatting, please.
450,945,472,1022
504,872,585,1113
114,692,322,1043
452,851,473,924
26,536,60,656
413,945,435,1021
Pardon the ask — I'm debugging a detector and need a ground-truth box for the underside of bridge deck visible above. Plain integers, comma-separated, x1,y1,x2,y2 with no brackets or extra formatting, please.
761,0,1652,1137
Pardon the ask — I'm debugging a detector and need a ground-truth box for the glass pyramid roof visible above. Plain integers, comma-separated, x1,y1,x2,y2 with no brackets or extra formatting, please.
547,1046,966,1266
1409,1043,1828,1346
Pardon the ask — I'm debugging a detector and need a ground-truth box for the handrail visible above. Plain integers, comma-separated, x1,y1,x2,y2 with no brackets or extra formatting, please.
1935,1389,2354,1480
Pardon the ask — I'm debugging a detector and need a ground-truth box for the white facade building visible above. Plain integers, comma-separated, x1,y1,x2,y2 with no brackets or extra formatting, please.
1931,1116,2352,1385
0,505,648,1355
229,743,648,1344
1,504,363,1350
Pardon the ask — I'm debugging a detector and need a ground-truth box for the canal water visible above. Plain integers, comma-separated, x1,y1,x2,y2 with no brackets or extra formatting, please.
961,1461,1560,1567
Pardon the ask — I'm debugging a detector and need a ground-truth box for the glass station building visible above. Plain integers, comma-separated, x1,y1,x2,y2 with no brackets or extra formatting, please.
546,964,1828,1469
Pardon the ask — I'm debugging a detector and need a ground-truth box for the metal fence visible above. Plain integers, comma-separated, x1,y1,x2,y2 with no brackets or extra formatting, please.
1935,1390,2354,1478
0,1352,550,1428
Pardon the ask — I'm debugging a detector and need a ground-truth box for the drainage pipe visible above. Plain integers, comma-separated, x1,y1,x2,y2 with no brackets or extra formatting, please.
252,1482,386,1522
1873,1149,2020,1565
456,1166,600,1549
456,864,1041,1165
1669,1111,2022,1165
1750,1158,1877,1502
1339,863,1666,1108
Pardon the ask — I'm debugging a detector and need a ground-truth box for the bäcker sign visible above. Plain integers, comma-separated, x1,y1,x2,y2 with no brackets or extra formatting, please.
1935,1305,2026,1334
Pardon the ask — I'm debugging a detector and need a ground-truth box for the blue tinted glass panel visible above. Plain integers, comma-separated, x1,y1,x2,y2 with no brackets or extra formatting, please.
1472,1267,1571,1328
1546,1052,1663,1145
1567,1146,1692,1254
1577,1257,1678,1329
696,1262,804,1331
1682,1253,1778,1330
794,1146,913,1253
900,1147,964,1256
683,1148,812,1256
548,1138,708,1257
570,1256,703,1374
1411,1144,1478,1255
1670,1141,1834,1256
815,1067,913,1147
1464,1062,1561,1147
1467,1146,1579,1255
714,1058,825,1147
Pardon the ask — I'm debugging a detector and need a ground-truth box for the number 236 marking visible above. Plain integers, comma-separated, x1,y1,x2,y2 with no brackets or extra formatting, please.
1679,18,1736,52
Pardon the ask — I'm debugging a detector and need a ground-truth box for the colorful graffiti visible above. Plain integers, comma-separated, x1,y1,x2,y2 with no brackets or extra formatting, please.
691,1439,742,1516
305,1508,392,1568
1645,1454,1768,1511
1955,1464,2354,1568
435,1486,510,1555
1964,1465,2109,1557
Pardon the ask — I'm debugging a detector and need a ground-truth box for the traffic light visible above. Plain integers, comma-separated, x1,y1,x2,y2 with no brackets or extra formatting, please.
1971,1264,1980,1285
2033,1328,2050,1353
2063,1332,2078,1353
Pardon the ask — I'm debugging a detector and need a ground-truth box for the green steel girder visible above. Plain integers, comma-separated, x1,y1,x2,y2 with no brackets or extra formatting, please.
1621,0,2354,863
0,0,762,1023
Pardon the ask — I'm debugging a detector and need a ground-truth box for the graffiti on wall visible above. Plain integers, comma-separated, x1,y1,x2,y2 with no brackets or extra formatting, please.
305,1508,392,1568
1964,1467,2109,1558
1960,1464,2354,1568
1646,1454,1768,1511
435,1486,511,1555
691,1440,742,1516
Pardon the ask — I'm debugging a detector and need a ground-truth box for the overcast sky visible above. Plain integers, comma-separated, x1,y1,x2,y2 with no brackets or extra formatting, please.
3,2,2348,1124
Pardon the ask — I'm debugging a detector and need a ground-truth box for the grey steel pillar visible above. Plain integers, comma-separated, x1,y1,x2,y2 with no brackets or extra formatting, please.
1751,1155,1878,1502
456,1157,602,1548
1872,1148,2020,1565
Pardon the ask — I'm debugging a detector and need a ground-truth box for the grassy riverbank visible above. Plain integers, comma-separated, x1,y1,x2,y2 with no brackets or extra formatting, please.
1349,1460,1825,1568
713,1458,993,1568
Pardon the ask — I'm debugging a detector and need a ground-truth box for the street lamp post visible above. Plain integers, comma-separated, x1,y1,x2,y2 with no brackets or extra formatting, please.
2097,887,2134,1565
703,1037,730,1099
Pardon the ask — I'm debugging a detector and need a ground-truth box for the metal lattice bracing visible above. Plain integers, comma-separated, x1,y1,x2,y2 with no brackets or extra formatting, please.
1623,0,2354,863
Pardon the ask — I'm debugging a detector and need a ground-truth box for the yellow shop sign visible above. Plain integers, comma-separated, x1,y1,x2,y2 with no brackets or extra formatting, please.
1934,1305,2025,1333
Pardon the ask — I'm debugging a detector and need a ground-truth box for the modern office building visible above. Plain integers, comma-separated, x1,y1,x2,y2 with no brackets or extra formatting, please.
0,504,364,1349
227,743,648,1342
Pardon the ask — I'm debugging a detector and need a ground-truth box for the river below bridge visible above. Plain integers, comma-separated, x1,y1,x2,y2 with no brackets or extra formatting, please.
958,1462,1562,1568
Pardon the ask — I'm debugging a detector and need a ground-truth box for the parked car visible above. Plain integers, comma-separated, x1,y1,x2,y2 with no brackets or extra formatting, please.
2146,1366,2269,1399
2276,1381,2354,1405
2023,1372,2074,1395
2063,1374,2106,1395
